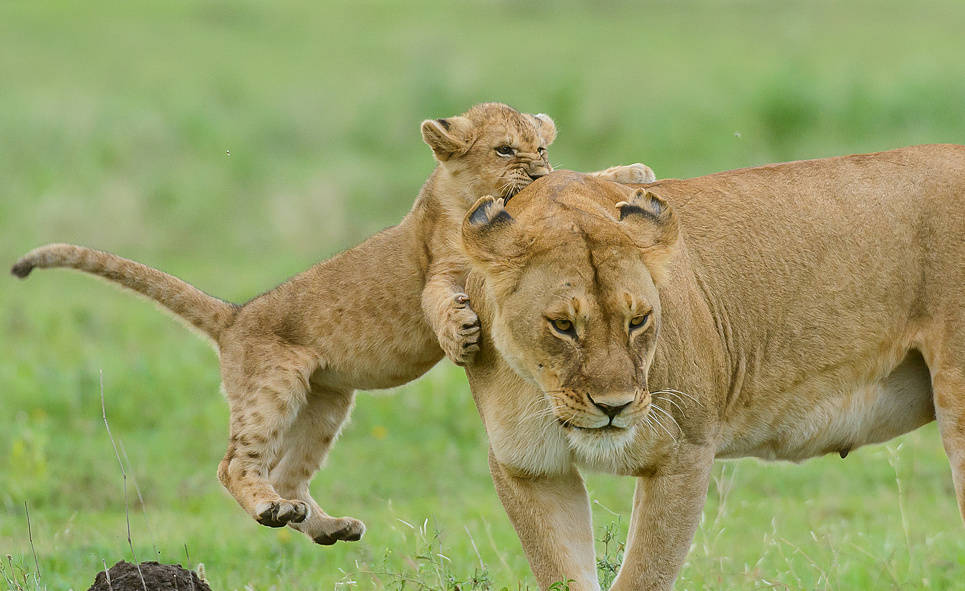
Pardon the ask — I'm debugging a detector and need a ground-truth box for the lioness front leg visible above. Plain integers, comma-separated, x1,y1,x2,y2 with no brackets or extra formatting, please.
422,261,480,365
610,447,714,591
489,450,600,591
588,163,656,184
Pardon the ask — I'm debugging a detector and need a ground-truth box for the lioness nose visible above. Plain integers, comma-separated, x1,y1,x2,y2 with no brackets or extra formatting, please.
589,397,632,419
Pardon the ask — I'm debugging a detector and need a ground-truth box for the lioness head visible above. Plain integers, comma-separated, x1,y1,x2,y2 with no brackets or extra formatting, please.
463,172,679,453
422,102,556,204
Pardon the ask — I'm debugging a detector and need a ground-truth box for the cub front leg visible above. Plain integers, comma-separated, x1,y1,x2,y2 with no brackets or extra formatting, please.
422,263,480,365
610,447,714,591
589,163,656,184
489,450,600,591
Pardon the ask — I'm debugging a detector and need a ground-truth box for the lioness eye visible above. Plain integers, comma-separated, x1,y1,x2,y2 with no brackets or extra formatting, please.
495,145,515,157
550,318,575,335
629,314,649,331
538,146,546,154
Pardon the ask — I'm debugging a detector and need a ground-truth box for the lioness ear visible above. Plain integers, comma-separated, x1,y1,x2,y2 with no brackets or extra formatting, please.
529,113,557,146
462,195,528,268
616,189,679,282
421,116,475,161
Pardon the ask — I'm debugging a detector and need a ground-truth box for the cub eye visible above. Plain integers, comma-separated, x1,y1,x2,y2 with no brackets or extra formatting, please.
538,146,547,154
629,313,650,331
549,318,576,336
495,145,516,157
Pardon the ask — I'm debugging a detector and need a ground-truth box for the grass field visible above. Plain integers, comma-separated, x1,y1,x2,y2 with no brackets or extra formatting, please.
2,0,965,589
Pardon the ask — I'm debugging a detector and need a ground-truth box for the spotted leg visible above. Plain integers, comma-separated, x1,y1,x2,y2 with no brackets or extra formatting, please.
269,384,366,544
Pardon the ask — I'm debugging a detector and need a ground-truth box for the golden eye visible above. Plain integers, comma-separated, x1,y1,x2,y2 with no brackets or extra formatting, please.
551,318,573,333
629,314,649,330
495,145,515,157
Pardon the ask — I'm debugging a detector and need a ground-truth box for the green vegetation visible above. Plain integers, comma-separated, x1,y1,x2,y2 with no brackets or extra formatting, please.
2,0,964,588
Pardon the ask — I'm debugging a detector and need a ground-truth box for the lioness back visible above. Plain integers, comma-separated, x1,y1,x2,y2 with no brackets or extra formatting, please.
459,146,965,589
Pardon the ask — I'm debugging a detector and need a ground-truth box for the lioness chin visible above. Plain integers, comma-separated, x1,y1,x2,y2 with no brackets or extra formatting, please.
12,102,654,546
462,145,965,590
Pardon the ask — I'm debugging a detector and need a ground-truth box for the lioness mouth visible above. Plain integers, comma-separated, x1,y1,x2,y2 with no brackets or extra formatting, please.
567,423,627,433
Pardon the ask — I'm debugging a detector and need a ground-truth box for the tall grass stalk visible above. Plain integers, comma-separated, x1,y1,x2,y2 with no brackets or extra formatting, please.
99,370,148,591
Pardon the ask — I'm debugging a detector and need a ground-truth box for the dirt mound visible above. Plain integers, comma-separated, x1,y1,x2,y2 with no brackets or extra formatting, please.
88,561,212,591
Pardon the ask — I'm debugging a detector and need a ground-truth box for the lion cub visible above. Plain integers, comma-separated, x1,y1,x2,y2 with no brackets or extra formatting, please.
11,102,655,546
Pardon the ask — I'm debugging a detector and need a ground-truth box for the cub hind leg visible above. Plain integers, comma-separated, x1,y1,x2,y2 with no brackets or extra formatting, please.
269,384,366,545
217,341,318,528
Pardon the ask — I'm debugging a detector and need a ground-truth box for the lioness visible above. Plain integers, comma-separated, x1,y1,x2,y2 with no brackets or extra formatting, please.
460,145,965,590
11,102,653,546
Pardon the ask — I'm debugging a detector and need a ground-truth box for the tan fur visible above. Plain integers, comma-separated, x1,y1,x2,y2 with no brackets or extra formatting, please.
11,102,653,546
462,145,965,590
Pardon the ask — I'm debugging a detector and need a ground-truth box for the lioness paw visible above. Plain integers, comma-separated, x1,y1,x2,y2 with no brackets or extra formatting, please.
437,292,481,365
593,163,656,184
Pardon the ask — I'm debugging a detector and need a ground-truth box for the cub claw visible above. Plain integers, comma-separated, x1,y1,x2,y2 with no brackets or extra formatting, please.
255,500,309,528
438,292,481,365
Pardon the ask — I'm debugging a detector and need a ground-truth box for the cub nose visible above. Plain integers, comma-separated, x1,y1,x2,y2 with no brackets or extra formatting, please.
528,171,546,180
588,395,632,419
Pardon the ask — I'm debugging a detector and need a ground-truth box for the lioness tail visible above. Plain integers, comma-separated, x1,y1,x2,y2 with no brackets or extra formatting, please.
11,243,238,341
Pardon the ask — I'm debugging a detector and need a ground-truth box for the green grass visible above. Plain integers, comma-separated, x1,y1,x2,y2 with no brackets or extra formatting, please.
2,0,964,589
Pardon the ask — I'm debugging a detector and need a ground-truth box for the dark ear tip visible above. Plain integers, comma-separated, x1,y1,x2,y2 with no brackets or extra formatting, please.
618,203,649,221
435,118,451,130
617,189,668,222
467,196,512,227
468,200,493,226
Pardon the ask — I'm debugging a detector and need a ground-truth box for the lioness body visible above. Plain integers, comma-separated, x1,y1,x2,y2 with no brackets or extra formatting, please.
462,145,965,589
13,102,654,545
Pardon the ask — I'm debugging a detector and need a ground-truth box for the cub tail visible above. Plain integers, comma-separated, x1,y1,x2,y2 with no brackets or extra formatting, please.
12,243,238,342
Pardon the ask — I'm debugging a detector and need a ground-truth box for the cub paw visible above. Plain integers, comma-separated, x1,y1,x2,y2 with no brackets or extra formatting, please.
437,292,481,366
255,499,309,528
311,517,366,546
596,163,656,184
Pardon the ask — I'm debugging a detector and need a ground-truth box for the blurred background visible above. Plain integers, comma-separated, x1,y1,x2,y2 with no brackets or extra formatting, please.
2,0,964,589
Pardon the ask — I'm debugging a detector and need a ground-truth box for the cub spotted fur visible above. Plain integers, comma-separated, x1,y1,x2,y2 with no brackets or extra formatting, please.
11,102,654,546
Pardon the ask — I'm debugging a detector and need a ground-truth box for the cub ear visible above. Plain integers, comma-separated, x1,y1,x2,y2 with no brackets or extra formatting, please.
421,116,475,161
528,113,557,146
616,189,679,282
462,195,528,268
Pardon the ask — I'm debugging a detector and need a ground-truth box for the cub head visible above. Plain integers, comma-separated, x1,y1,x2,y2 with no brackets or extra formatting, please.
462,172,679,453
422,102,556,205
